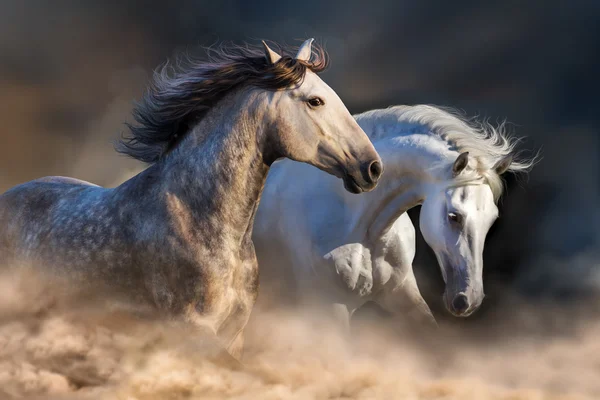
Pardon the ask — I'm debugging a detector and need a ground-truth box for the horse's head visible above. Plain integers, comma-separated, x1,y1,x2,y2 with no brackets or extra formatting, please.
419,152,513,317
262,40,382,193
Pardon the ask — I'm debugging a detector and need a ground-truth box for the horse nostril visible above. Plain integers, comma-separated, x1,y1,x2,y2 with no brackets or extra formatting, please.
368,160,383,183
451,294,469,314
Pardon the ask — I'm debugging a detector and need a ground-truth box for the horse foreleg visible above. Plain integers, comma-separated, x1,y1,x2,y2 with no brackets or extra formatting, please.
330,302,351,333
376,272,437,329
182,304,245,367
226,329,245,360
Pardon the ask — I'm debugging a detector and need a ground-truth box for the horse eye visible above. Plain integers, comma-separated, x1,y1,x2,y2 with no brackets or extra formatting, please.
448,212,463,225
307,97,325,107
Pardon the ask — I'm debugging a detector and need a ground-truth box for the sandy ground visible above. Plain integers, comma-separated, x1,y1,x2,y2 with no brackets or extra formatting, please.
0,269,596,400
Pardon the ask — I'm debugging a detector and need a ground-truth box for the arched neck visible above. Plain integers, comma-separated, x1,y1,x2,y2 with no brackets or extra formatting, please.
122,88,273,250
350,133,456,241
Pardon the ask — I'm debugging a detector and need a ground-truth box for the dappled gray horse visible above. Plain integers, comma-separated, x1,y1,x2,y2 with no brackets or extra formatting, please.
0,39,382,358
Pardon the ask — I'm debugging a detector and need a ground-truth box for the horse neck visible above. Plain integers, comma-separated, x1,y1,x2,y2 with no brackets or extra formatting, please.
158,89,271,248
353,132,455,241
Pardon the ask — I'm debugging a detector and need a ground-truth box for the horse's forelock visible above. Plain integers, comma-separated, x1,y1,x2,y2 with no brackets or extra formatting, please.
116,41,328,164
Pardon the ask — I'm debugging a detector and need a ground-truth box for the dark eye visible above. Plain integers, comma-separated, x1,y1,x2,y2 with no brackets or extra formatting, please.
448,212,463,225
307,97,325,107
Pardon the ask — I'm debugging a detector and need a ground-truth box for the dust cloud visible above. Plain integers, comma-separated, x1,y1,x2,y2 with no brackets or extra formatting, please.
0,269,596,400
0,2,598,398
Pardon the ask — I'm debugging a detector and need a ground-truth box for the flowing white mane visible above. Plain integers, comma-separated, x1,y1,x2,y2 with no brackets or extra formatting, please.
355,105,535,200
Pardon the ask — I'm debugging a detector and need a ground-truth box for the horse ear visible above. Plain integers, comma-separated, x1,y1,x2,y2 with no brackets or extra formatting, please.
452,152,469,177
295,38,314,61
493,154,513,175
262,40,282,64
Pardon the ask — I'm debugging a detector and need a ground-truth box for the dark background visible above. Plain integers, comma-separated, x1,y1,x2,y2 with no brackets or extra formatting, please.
1,1,598,320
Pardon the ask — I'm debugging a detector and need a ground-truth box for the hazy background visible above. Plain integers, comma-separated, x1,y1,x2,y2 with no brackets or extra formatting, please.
1,0,599,321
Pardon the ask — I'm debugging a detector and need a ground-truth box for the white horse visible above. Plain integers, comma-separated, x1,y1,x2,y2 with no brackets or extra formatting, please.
254,105,533,327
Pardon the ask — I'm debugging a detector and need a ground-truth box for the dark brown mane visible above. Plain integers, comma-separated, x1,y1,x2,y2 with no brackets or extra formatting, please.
116,41,328,163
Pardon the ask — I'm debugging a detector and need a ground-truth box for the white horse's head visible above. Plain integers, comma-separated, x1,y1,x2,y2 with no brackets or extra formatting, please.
419,152,514,317
262,40,382,193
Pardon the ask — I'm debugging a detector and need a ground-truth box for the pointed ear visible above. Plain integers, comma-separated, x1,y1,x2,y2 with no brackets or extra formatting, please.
295,38,314,61
262,40,282,64
452,152,469,177
493,154,513,175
